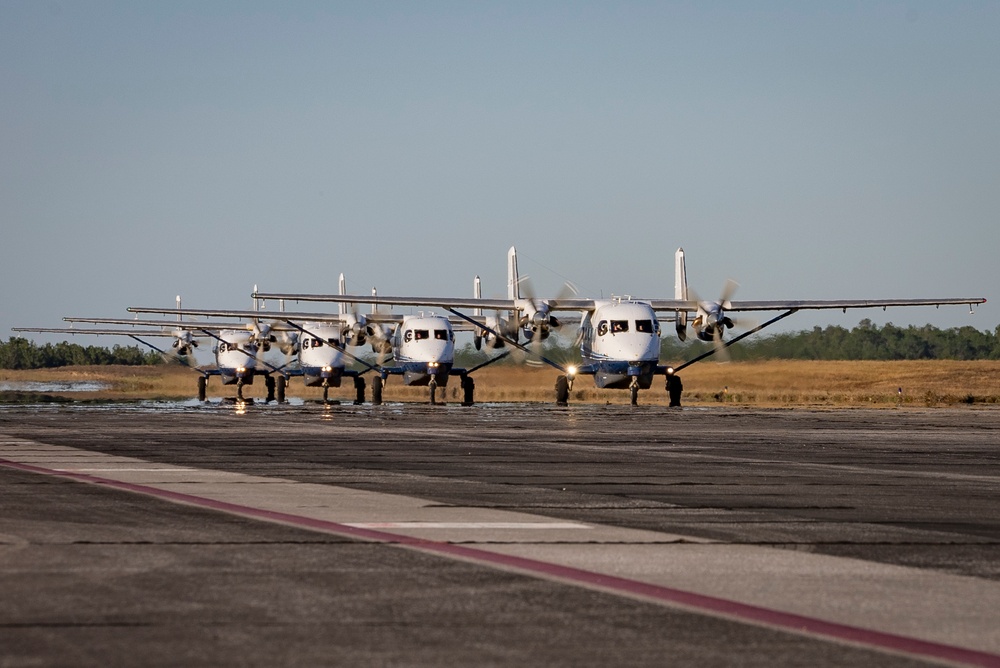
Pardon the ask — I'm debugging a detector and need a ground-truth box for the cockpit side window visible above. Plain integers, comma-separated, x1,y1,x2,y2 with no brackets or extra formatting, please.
414,329,430,341
635,319,654,333
597,320,608,336
610,320,628,333
434,329,448,340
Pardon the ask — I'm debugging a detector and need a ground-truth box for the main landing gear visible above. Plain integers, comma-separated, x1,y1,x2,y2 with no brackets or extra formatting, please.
555,375,571,406
371,373,475,406
428,374,475,406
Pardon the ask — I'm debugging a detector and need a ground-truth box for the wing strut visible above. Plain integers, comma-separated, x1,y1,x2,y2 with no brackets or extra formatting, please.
465,350,511,375
196,329,287,376
673,309,799,373
280,320,384,376
445,308,569,374
126,335,208,377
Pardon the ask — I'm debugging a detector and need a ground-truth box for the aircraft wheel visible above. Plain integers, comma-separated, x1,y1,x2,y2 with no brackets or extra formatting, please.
236,381,245,402
372,376,383,405
461,375,474,406
276,376,286,403
197,376,207,402
265,375,276,403
322,383,329,403
429,378,438,405
555,375,570,406
630,382,639,406
354,376,366,405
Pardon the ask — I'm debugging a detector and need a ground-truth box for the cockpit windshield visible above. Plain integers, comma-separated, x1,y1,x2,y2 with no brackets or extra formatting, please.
610,320,629,333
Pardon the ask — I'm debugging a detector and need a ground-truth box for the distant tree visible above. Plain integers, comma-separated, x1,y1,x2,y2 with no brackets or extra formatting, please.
0,337,163,369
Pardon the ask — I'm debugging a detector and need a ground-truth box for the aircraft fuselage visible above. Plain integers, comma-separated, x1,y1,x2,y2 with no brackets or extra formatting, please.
215,330,259,386
579,300,662,389
391,315,456,386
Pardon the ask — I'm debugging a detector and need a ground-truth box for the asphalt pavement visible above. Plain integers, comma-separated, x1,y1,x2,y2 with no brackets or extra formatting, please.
1,402,998,667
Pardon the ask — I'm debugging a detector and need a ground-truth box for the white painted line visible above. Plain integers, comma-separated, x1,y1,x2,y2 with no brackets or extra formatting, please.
344,522,589,530
59,468,198,472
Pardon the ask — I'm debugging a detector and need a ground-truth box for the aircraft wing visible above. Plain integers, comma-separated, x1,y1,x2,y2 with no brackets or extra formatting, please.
62,317,286,331
128,307,353,323
252,292,600,312
641,297,987,312
12,327,199,338
255,291,988,315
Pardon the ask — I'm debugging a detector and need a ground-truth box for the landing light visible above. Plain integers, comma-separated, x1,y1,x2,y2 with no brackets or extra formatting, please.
567,365,577,377
322,366,333,373
428,362,439,369
237,367,247,374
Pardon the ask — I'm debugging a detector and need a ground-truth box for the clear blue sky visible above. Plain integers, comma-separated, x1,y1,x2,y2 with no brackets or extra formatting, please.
2,1,996,350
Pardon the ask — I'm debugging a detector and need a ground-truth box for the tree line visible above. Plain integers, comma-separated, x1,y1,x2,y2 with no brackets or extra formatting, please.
5,319,1000,369
456,319,1000,366
679,319,1000,361
0,337,163,369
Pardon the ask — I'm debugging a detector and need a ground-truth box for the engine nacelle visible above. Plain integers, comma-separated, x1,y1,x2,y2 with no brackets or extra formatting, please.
366,324,393,354
692,305,734,343
522,314,558,342
171,330,198,356
276,331,299,356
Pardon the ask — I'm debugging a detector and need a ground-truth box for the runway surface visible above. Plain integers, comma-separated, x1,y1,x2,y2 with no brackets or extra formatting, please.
1,402,999,667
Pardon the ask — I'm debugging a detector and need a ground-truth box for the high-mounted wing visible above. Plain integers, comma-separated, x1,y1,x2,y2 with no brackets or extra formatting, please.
126,306,404,324
251,291,599,312
62,317,285,331
12,327,195,337
643,297,987,312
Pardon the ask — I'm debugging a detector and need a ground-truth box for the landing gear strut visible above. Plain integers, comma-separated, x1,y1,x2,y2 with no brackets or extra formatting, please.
629,378,639,406
372,376,383,405
461,375,475,406
197,376,207,402
429,377,438,405
555,375,570,406
276,375,286,403
265,375,276,403
353,376,366,405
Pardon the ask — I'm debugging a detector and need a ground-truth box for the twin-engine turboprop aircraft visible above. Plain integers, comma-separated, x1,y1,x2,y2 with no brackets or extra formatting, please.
12,296,282,402
122,276,499,405
253,247,987,406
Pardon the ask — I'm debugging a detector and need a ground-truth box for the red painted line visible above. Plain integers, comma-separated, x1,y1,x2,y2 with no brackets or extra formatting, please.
4,456,999,667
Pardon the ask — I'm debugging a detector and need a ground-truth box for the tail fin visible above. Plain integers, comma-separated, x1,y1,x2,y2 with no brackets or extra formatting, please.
675,248,688,341
507,246,520,300
338,273,348,316
473,275,483,317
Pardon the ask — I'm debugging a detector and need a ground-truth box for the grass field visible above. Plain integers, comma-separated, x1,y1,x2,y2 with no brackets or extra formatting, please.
1,360,998,406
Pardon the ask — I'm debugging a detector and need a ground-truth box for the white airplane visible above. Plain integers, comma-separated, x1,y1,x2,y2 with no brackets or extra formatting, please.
252,247,987,406
124,279,500,405
13,296,283,402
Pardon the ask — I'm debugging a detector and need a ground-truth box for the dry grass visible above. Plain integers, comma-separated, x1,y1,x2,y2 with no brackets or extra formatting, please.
2,360,998,407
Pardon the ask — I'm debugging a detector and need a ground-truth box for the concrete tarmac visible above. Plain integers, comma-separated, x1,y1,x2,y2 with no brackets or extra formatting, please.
1,402,999,667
